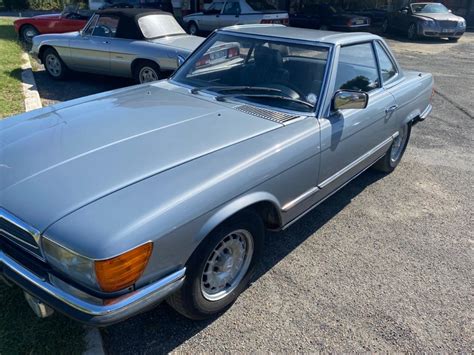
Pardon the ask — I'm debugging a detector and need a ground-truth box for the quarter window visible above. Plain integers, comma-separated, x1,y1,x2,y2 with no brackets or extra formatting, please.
375,41,398,84
335,43,380,93
83,14,98,36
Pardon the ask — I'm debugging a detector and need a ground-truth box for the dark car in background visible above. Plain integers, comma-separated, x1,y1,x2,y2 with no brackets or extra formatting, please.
382,2,466,41
290,3,370,31
100,0,173,13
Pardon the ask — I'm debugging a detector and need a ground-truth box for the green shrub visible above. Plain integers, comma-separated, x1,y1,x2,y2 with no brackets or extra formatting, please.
3,0,29,10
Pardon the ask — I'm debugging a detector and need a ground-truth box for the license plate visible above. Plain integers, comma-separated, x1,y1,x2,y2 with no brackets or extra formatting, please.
442,28,453,33
210,51,226,61
272,20,283,24
355,19,365,25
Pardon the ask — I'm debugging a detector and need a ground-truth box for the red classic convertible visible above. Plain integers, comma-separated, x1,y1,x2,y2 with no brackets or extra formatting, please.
14,10,91,43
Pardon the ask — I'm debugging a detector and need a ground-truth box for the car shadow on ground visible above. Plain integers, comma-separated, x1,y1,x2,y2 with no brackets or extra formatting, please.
33,69,132,104
381,31,459,44
101,168,387,353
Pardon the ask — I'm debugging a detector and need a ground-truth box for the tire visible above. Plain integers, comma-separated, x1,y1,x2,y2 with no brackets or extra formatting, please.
188,21,199,36
133,61,160,84
20,24,39,44
43,47,69,80
448,37,459,42
373,123,411,173
381,18,390,34
167,210,265,320
407,23,417,40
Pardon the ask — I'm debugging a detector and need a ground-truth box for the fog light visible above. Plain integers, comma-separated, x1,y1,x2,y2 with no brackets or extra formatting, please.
24,292,54,318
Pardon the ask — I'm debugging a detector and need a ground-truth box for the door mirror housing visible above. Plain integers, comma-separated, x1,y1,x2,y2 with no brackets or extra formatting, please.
400,7,409,14
332,90,369,111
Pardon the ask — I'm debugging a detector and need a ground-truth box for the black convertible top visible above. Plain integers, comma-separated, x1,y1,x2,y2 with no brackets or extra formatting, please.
95,8,173,40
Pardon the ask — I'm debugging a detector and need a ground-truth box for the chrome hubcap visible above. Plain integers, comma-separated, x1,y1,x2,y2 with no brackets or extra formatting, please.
139,66,158,83
201,229,254,301
190,25,197,35
391,125,408,163
24,29,36,42
45,54,61,77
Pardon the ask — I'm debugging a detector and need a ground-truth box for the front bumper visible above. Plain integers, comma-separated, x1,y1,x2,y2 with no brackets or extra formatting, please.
419,25,465,38
0,249,185,326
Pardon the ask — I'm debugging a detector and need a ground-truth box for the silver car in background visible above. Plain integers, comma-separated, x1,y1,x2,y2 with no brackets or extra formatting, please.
30,8,205,83
183,0,289,35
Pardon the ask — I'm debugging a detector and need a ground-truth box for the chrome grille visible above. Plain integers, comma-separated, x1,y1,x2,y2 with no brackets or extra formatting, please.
438,20,457,28
235,105,300,124
0,208,43,259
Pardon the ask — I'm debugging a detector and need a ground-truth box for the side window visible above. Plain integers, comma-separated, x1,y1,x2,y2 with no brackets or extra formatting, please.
335,43,380,93
83,14,99,36
208,2,224,12
375,41,398,84
92,15,119,37
223,1,241,15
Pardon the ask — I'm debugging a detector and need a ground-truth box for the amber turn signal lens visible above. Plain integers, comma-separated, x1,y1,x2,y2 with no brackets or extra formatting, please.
95,243,153,292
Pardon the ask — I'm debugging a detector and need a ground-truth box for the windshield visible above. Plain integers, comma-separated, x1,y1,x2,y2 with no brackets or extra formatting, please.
411,3,449,13
173,33,329,112
246,0,276,11
138,14,185,38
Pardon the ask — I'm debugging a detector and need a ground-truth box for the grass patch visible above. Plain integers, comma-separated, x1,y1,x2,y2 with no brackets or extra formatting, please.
0,284,86,354
0,18,25,119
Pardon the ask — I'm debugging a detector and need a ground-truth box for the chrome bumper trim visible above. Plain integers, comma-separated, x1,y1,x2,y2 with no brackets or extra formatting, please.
419,103,432,120
0,249,185,325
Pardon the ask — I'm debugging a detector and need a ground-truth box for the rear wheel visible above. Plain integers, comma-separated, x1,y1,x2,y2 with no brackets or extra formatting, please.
133,61,160,84
188,21,199,35
167,210,264,320
373,123,411,173
20,25,38,44
407,23,417,40
43,48,68,80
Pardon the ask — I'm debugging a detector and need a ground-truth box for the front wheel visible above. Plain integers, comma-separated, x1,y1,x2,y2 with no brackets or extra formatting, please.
381,19,390,33
407,23,418,40
43,48,69,80
20,25,38,44
373,123,411,173
167,210,264,320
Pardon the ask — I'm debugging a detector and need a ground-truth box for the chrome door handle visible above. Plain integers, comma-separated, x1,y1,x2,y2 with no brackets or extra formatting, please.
385,104,398,114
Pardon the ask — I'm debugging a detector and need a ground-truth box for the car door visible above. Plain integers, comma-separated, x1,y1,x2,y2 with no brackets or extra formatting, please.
68,14,118,74
56,13,87,33
199,2,224,31
218,0,242,27
317,42,397,192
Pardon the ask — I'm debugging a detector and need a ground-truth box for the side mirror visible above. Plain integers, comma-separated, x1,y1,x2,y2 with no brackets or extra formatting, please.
332,90,368,111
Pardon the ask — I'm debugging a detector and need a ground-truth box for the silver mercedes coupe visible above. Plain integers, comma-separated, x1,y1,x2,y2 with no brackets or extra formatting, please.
30,8,205,83
1,25,433,325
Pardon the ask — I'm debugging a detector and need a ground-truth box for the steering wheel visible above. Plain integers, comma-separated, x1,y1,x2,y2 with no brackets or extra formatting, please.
93,25,112,37
263,83,305,100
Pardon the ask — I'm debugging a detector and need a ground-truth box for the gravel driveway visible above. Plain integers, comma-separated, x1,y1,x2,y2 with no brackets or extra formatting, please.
33,34,473,353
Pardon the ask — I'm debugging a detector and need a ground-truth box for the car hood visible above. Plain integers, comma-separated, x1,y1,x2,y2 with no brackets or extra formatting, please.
149,34,205,51
413,13,462,21
0,82,280,231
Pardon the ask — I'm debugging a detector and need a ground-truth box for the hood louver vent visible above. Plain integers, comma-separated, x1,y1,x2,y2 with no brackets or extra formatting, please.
235,105,300,124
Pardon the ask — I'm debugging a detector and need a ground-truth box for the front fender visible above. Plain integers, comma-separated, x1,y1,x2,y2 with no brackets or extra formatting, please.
195,191,282,244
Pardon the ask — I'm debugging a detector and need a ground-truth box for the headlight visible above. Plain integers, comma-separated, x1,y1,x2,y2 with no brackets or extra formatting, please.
458,20,466,27
42,238,153,292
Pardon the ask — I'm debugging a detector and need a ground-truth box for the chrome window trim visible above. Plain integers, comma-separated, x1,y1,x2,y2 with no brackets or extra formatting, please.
374,40,400,87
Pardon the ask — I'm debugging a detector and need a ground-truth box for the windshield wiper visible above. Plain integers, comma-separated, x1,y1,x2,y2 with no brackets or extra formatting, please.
190,86,284,95
215,94,315,110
